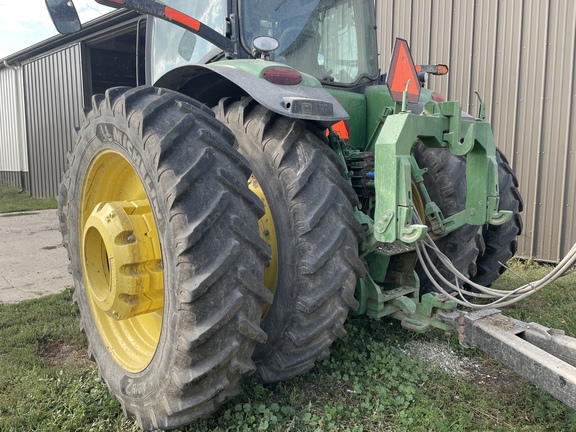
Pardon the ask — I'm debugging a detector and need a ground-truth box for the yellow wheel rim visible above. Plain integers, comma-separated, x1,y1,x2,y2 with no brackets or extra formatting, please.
80,149,163,373
248,175,278,316
412,181,426,222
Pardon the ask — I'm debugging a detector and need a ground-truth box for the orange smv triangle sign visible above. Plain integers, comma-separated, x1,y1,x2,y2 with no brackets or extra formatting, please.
387,38,421,103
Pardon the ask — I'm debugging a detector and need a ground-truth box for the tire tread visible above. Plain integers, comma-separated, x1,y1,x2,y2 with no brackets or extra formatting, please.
215,97,364,383
58,86,269,430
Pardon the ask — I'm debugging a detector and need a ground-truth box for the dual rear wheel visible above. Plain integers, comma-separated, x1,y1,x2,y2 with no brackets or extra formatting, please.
59,88,364,429
215,97,365,383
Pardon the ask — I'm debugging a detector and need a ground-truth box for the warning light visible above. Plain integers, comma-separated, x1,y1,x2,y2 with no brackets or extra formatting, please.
387,39,421,103
436,64,449,75
325,120,350,141
262,67,302,85
415,64,449,76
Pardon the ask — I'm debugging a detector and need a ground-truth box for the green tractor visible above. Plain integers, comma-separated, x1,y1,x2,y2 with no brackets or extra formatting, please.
46,0,522,429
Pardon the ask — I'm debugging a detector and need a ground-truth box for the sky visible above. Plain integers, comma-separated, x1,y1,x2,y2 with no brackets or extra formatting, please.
0,0,114,59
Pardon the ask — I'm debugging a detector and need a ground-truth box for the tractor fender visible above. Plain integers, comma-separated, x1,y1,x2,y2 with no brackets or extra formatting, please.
154,63,349,128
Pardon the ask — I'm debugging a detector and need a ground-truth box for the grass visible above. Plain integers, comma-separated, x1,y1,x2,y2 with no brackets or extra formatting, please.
493,259,576,332
0,181,57,213
1,262,576,431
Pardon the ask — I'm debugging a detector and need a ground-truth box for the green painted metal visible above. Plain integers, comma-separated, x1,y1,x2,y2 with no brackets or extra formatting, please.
354,279,457,332
325,88,366,150
353,237,458,331
410,156,445,234
373,98,512,244
341,149,424,323
353,206,424,320
364,85,436,153
365,86,397,153
325,76,511,332
353,270,419,320
391,293,458,333
342,85,513,328
213,59,323,88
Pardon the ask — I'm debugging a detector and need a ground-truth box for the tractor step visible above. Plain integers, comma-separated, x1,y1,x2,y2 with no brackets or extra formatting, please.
438,309,576,410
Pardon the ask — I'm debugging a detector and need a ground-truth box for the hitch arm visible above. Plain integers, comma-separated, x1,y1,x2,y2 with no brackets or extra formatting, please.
372,101,512,244
439,309,576,410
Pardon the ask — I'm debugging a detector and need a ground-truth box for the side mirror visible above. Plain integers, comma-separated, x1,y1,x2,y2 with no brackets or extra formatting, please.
45,0,82,34
252,36,279,60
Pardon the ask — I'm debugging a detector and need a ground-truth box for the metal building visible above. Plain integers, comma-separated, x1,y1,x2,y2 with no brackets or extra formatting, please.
1,2,575,263
376,0,576,262
0,10,143,198
0,66,28,190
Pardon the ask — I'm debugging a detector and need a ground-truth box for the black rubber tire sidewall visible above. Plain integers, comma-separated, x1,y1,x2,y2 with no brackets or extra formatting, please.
61,86,270,430
215,97,365,383
470,148,523,287
66,104,178,409
413,145,482,293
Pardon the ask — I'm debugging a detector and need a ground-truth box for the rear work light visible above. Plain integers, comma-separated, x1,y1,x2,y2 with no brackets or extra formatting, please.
262,67,302,86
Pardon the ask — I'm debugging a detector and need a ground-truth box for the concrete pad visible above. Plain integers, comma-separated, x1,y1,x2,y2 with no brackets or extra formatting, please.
0,210,73,304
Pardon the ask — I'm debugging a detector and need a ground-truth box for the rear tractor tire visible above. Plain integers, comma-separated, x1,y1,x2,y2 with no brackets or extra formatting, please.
413,145,482,293
413,146,522,293
470,149,523,287
215,97,365,383
58,86,272,430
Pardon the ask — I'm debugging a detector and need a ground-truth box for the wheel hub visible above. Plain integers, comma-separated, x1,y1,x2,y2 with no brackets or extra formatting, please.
83,199,163,320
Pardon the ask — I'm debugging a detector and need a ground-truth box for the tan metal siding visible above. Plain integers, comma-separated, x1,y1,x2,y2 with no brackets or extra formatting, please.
23,44,84,199
490,0,523,168
376,0,576,262
427,0,452,96
515,0,549,261
0,67,28,175
563,6,576,261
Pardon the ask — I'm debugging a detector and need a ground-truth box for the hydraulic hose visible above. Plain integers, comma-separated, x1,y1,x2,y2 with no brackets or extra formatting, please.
413,211,576,309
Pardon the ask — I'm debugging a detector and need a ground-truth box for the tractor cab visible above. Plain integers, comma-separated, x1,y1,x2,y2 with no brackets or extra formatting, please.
145,0,379,85
236,0,379,85
47,0,380,87
148,0,228,83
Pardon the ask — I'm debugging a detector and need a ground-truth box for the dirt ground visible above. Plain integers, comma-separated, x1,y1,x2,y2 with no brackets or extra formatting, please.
0,210,72,303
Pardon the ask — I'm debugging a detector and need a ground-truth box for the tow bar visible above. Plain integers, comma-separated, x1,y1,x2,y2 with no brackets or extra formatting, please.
438,308,576,410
